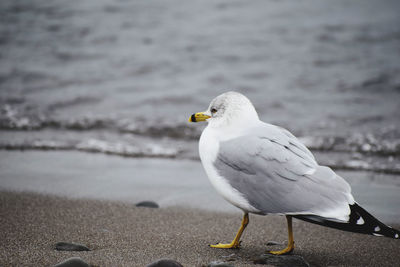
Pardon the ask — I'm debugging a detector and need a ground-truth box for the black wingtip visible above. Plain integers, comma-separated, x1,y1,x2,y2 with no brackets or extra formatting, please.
295,203,400,239
348,203,400,239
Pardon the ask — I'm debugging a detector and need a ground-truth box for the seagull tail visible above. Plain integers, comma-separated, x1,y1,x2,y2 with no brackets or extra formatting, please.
294,203,400,239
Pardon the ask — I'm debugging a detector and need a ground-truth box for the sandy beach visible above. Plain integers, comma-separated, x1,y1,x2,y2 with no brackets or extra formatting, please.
1,0,400,266
1,190,399,267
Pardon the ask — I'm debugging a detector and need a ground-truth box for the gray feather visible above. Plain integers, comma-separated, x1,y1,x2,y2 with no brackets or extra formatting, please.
213,123,352,218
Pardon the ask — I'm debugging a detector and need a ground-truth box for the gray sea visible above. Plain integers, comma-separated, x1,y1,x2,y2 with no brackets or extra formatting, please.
0,0,399,222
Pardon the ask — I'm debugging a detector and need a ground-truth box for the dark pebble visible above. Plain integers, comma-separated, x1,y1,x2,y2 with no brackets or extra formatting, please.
54,257,89,267
55,242,90,251
208,261,235,267
146,259,183,267
266,241,283,246
253,254,310,267
136,201,159,208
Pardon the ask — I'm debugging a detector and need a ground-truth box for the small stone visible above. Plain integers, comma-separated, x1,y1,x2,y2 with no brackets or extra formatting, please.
220,253,237,262
55,242,90,251
266,241,283,246
146,259,183,267
208,261,235,267
253,254,309,267
221,253,236,258
136,201,159,208
54,257,89,267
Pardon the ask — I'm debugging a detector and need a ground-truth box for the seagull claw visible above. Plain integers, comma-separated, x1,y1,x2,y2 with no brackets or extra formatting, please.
210,242,240,249
267,240,295,255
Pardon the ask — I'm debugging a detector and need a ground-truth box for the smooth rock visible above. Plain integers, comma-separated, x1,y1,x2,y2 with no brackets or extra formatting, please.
208,261,235,267
55,242,90,251
253,254,310,267
266,241,283,246
136,201,159,208
146,259,183,267
54,257,89,267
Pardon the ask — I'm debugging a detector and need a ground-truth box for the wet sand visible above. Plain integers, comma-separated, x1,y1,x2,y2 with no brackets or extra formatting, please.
1,191,399,267
1,150,399,224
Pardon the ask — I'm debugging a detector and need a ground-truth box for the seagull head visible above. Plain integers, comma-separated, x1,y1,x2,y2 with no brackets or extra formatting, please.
189,91,259,128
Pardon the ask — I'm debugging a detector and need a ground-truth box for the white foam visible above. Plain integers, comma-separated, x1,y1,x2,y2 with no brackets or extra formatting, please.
76,138,178,158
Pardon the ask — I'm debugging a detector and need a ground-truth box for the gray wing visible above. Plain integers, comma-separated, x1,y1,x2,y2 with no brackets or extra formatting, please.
214,123,353,219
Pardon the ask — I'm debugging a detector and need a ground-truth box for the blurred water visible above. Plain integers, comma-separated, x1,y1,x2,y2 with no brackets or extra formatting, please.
0,0,400,175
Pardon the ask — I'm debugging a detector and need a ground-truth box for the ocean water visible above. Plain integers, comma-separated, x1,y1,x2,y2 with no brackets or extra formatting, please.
0,1,399,173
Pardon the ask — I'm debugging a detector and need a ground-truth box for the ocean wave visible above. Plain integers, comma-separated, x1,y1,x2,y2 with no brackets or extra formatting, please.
0,104,202,138
0,104,110,130
1,137,400,174
0,138,180,158
1,104,400,158
75,139,179,158
299,134,400,156
325,159,400,175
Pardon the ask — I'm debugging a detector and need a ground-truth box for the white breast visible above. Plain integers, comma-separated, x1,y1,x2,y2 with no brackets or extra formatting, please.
199,126,260,213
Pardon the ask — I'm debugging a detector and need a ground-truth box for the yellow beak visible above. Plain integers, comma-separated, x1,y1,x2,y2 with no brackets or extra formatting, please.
189,112,211,122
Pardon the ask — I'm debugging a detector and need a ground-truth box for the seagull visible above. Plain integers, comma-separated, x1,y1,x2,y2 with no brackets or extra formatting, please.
189,91,399,254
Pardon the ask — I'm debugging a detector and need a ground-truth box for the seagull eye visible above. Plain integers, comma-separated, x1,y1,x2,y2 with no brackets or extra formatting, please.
211,108,217,114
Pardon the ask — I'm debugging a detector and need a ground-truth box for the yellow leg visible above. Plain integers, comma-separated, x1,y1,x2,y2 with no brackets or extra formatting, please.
268,216,295,255
210,213,249,249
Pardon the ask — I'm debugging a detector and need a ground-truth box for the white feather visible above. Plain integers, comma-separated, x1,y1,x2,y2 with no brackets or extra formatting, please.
197,91,355,221
199,126,260,213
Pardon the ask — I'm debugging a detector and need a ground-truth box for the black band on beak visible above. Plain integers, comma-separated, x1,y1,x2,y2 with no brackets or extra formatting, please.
190,114,197,122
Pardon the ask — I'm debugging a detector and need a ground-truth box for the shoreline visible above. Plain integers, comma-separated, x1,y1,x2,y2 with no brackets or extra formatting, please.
1,190,399,266
1,150,399,224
